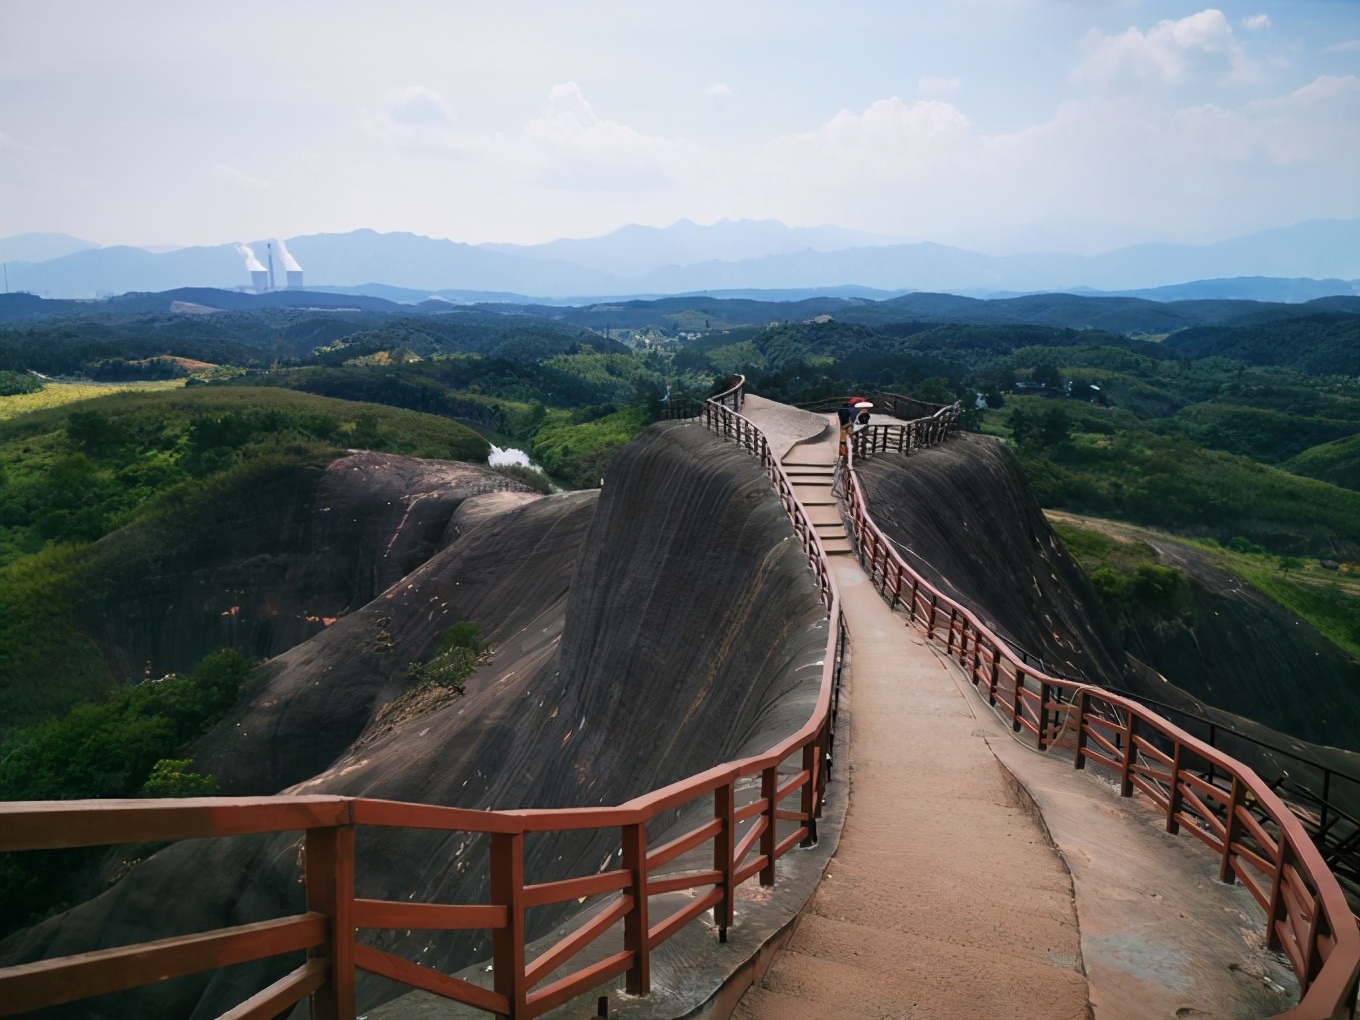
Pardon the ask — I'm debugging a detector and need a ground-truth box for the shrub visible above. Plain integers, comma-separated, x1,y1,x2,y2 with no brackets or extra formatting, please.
141,758,219,797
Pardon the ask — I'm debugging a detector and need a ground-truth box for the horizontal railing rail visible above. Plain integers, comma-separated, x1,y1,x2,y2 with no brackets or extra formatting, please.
0,376,852,1020
844,427,1360,1020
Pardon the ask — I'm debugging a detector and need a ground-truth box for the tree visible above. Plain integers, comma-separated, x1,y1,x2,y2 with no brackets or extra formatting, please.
1039,406,1072,448
142,758,218,797
1032,363,1063,391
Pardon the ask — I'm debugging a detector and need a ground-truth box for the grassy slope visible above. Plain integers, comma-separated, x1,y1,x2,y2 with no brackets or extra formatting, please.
0,379,185,421
982,397,1360,559
1286,433,1360,491
0,385,490,458
0,386,489,734
1051,515,1360,662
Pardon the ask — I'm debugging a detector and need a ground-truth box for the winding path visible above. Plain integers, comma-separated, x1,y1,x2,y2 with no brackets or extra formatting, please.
733,405,1090,1019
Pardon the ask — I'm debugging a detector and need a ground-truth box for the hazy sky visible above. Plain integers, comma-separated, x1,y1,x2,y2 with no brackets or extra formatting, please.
1,1,1357,253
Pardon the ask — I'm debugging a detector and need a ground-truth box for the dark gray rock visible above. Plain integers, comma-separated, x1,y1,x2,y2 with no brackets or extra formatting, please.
2,421,828,1020
76,452,532,683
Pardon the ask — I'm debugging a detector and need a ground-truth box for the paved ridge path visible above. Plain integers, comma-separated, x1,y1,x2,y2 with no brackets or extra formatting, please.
734,404,1089,1020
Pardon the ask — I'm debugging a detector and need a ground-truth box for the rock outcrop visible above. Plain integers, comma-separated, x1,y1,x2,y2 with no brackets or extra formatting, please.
75,452,533,683
856,433,1129,684
2,421,828,1019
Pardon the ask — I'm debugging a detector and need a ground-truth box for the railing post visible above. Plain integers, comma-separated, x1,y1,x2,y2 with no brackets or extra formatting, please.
1012,668,1025,733
1036,682,1050,751
760,765,778,887
945,606,958,654
987,650,1000,706
491,831,528,1016
800,740,819,848
908,577,919,623
1165,742,1184,834
622,822,650,995
714,782,736,942
1119,712,1137,797
926,593,937,640
1265,838,1288,948
1319,770,1331,839
305,822,356,1020
1073,690,1088,769
1220,778,1243,884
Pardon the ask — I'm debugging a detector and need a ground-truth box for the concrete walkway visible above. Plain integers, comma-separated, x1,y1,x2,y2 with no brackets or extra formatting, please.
735,410,1089,1019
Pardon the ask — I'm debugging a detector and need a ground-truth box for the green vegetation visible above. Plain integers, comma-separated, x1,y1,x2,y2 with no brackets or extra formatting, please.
532,406,652,488
0,370,41,396
0,387,489,736
1286,433,1360,491
405,621,487,692
1053,519,1360,662
0,545,114,731
991,395,1360,558
1051,522,1189,619
0,386,487,565
0,650,251,936
0,379,185,421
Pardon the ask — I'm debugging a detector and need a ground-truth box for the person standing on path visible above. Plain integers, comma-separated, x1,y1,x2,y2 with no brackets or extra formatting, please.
837,398,855,456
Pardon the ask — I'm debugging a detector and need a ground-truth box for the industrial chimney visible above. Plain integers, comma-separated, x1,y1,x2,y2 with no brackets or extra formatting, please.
275,239,304,289
236,244,269,293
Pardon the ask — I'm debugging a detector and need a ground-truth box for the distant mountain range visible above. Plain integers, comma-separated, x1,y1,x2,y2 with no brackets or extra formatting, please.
2,218,1358,303
5,286,1356,340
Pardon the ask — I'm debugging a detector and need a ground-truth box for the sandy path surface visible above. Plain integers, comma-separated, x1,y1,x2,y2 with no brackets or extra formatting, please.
733,411,1088,1020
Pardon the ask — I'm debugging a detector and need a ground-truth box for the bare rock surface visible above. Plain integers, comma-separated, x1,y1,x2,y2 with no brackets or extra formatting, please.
1046,511,1360,754
856,433,1130,686
1,422,829,1020
77,451,532,682
972,688,1298,1020
738,394,829,460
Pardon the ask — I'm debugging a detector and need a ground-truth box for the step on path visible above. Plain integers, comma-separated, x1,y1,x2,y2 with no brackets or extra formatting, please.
735,406,1089,1020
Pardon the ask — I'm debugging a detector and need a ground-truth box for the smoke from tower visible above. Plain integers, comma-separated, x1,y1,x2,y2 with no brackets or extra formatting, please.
275,239,304,289
236,244,269,293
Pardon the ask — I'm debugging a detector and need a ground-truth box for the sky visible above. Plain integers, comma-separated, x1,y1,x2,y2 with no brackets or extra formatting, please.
1,0,1357,254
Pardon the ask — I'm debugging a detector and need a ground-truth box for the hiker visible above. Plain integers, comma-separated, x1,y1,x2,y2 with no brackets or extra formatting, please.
837,397,857,456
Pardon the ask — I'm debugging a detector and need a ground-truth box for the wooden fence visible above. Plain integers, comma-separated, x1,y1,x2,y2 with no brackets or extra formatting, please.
0,376,853,1020
844,423,1360,1020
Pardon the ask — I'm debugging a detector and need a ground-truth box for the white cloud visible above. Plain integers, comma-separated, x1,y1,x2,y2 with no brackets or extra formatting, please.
0,131,41,154
383,86,452,125
706,82,733,111
1324,39,1360,53
362,82,694,192
919,76,961,94
211,162,271,190
1244,14,1271,31
802,97,969,161
1071,9,1254,88
347,69,1358,245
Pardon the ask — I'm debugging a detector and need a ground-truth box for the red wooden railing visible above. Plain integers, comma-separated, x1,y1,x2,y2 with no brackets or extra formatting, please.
0,376,851,1020
844,415,1360,1020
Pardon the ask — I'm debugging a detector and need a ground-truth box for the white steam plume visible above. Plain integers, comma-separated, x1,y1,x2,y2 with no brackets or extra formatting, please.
236,243,266,272
274,238,302,272
488,445,542,471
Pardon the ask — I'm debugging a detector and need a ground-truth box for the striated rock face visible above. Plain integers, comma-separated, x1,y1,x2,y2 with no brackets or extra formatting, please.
75,452,533,683
857,433,1129,684
2,421,828,1019
1048,515,1360,753
858,434,1360,753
